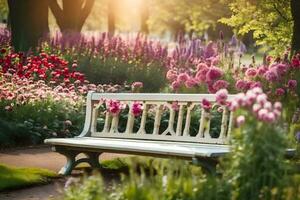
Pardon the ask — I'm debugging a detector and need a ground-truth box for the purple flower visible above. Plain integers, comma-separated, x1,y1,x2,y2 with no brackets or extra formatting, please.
296,131,300,142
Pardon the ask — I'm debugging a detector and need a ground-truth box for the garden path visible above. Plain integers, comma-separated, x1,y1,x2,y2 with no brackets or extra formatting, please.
0,145,126,200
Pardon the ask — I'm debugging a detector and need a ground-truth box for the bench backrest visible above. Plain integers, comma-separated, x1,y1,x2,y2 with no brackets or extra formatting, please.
80,92,236,144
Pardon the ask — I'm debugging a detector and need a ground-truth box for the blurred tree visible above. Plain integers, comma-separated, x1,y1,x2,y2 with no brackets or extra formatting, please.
7,0,49,52
140,0,149,34
148,0,230,40
108,0,116,35
291,0,300,54
49,0,95,35
220,0,298,54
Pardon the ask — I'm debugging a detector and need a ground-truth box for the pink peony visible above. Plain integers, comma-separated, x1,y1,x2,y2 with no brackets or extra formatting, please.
196,63,208,71
264,70,278,82
274,102,282,111
166,70,177,81
185,78,198,88
213,80,229,91
201,98,211,111
177,73,190,83
275,88,285,96
236,115,246,127
257,66,268,76
106,99,124,116
288,80,297,90
216,89,228,105
235,80,247,91
132,101,143,117
205,67,223,82
131,82,143,91
245,68,257,77
171,101,180,111
171,81,181,91
195,68,209,83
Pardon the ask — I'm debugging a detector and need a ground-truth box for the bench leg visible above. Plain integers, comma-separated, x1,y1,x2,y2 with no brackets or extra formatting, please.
192,157,217,175
53,147,102,175
59,151,77,175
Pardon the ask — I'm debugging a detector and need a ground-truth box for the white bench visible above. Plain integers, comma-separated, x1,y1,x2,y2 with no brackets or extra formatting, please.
45,92,236,175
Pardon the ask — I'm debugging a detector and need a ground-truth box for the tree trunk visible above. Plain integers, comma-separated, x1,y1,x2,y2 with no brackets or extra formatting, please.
7,0,49,52
140,0,149,34
108,0,116,36
291,0,300,54
49,0,95,35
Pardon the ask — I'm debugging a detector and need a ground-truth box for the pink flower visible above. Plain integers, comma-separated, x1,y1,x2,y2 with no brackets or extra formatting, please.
275,88,285,96
213,80,229,91
177,73,190,83
106,99,123,116
166,70,177,81
201,98,211,111
274,102,282,111
196,63,208,71
195,68,209,83
257,66,267,76
235,80,247,91
132,101,143,117
205,67,223,82
288,80,297,90
185,78,198,88
216,89,228,105
256,93,267,105
236,115,245,127
171,101,180,111
264,70,278,82
274,63,288,76
131,82,144,91
245,68,257,77
252,103,261,113
171,81,181,91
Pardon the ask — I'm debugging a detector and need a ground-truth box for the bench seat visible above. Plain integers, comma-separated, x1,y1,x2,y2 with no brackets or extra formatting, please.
45,137,230,158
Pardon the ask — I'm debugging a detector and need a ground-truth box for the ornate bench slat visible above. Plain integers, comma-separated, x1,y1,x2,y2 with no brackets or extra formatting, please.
176,104,185,136
137,103,149,135
153,104,163,135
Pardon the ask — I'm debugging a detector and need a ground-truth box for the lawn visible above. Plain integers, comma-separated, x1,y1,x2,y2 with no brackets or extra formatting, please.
0,164,57,191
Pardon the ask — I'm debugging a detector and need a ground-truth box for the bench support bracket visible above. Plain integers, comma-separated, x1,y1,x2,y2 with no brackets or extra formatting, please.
53,147,102,175
192,157,218,175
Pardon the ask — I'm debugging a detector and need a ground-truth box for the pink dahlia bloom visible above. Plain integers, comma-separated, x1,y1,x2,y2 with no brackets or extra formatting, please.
245,68,257,77
216,89,228,105
275,88,285,96
213,80,229,91
235,80,247,91
171,101,180,111
201,98,211,112
185,78,198,88
106,99,123,116
132,101,143,117
166,70,177,81
288,80,297,90
195,68,209,83
171,81,181,91
236,115,246,127
257,66,268,76
177,73,190,83
264,70,278,82
205,67,223,82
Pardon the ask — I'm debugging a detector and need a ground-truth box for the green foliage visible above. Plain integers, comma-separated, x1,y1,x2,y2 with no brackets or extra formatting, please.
0,164,57,191
0,98,85,148
149,0,230,37
220,0,293,54
0,0,8,21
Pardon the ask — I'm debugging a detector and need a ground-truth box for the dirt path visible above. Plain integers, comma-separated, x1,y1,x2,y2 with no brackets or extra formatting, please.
0,145,124,172
0,145,126,200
